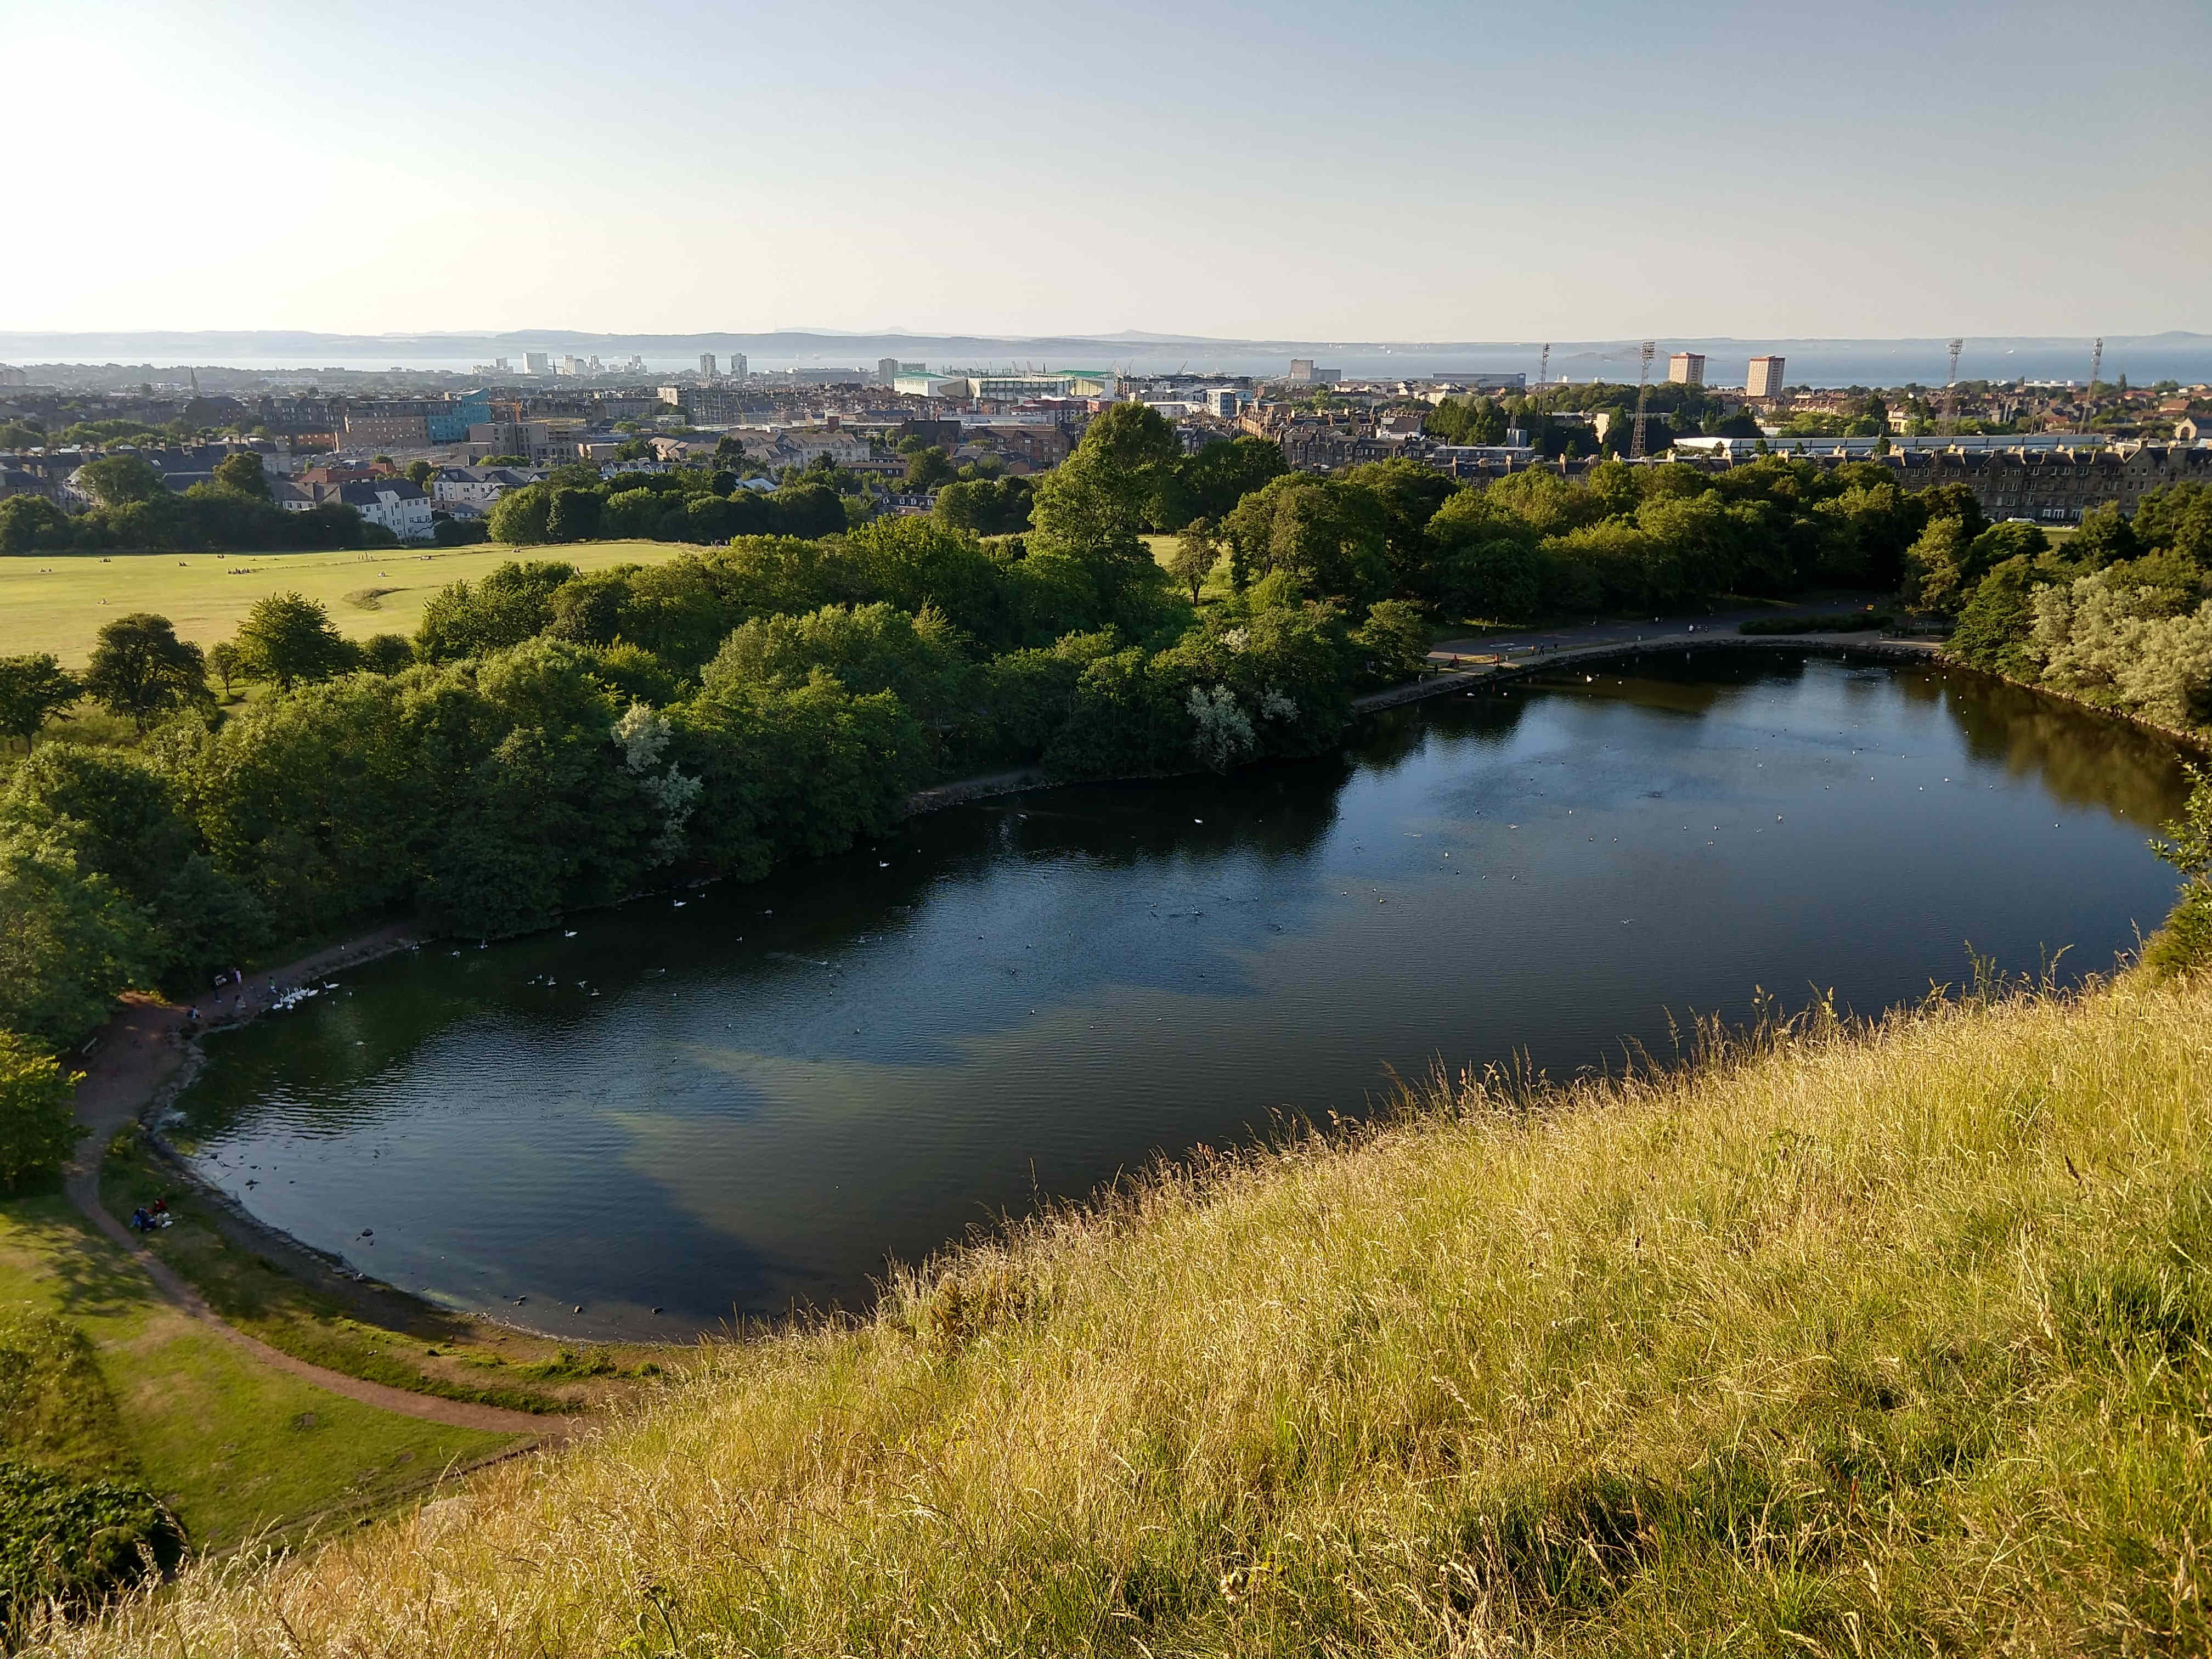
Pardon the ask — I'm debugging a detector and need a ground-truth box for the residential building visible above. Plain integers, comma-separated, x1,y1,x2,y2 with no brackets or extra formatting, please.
341,396,488,447
431,465,537,511
466,420,585,465
1668,353,1706,386
699,353,718,377
775,427,870,469
336,478,435,539
523,351,551,376
658,385,760,424
343,410,430,448
1205,388,1242,419
1746,356,1787,398
730,353,747,379
964,424,1071,469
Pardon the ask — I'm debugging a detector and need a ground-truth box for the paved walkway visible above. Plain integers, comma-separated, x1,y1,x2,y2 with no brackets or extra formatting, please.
63,936,583,1442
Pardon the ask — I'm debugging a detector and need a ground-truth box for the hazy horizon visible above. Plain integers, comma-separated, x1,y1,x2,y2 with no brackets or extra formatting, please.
7,330,2210,390
8,1,2206,341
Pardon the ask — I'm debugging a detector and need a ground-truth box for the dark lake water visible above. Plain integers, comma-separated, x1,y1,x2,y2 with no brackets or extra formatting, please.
172,651,2196,1338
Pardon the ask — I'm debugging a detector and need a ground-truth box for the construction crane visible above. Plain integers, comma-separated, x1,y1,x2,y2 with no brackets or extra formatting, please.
1629,341,1656,459
2082,337,2103,432
1941,338,1964,434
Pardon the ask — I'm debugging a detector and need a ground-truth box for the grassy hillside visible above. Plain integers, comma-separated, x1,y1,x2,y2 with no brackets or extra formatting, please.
48,969,2212,1656
0,541,684,666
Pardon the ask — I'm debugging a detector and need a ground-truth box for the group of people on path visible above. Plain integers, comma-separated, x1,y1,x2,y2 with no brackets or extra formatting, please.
186,967,275,1029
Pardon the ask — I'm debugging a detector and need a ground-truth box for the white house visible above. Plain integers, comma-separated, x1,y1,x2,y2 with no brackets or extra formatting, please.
337,479,435,540
430,465,537,513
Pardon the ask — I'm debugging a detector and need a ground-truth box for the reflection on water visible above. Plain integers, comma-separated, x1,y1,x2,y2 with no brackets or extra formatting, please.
174,652,2194,1337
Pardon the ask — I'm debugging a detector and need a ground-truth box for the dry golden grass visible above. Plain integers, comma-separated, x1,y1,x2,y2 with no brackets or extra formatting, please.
37,969,2212,1656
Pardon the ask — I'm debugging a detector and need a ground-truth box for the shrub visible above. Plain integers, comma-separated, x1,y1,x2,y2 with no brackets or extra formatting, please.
0,1460,182,1629
2142,883,2212,980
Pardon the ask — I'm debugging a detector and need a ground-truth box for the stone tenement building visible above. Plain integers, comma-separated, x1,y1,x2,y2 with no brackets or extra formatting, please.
1884,443,2210,522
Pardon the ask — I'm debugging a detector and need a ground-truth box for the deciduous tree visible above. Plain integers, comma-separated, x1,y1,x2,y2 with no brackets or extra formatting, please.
211,452,270,498
0,654,81,748
234,592,356,691
1169,520,1220,602
81,613,207,731
0,1030,79,1191
74,454,164,507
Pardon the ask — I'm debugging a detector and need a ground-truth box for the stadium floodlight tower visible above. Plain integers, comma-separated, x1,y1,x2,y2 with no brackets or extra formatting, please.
1538,342,1550,392
2083,336,2103,432
1942,338,1965,434
1629,340,1656,459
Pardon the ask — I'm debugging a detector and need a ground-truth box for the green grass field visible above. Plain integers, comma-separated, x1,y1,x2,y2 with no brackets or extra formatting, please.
54,966,2212,1655
0,1192,514,1552
0,543,686,667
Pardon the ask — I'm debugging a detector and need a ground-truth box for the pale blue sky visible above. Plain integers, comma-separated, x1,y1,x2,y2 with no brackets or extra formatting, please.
9,0,2207,337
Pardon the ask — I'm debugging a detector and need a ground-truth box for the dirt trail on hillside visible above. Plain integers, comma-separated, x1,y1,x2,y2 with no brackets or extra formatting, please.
62,930,588,1442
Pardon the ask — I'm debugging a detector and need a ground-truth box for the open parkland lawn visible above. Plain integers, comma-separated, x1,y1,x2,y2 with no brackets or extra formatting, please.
1,541,688,667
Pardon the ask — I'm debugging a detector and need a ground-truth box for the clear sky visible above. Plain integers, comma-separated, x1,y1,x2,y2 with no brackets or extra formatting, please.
10,0,2208,340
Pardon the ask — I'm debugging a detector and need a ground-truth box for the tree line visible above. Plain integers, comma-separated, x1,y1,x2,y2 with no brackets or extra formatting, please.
1937,482,2212,733
0,452,388,555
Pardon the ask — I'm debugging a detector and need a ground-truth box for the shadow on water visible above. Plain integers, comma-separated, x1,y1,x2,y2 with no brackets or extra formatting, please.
1908,669,2196,827
172,650,2197,1336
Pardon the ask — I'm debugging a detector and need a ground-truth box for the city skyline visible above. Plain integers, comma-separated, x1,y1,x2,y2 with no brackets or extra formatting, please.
7,0,2209,340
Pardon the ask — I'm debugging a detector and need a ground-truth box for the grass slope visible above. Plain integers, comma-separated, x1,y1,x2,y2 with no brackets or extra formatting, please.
0,541,685,667
0,1195,514,1553
51,971,2212,1656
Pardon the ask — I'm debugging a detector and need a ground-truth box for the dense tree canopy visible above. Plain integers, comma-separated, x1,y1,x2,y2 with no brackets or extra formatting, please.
1945,482,2212,734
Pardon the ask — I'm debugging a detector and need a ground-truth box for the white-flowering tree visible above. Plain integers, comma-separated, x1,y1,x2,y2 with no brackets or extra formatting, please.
1187,685,1255,772
613,702,704,861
